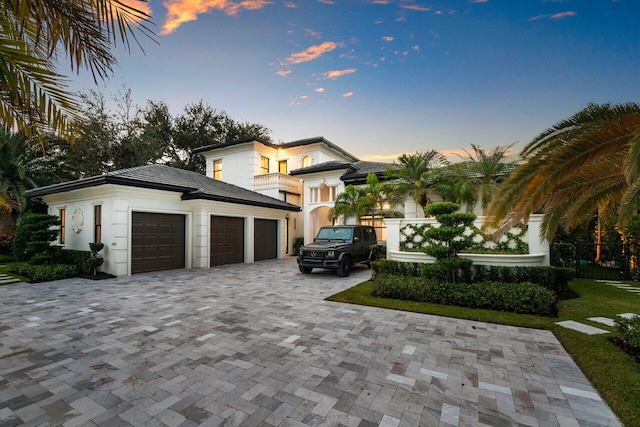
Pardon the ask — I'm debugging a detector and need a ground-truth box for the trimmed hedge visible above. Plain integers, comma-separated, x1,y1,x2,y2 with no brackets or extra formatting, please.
9,249,94,282
11,263,78,283
372,274,557,316
371,259,573,297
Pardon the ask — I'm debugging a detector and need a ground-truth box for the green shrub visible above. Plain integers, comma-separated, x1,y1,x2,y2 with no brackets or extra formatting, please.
551,242,576,267
10,262,78,282
369,244,386,261
615,316,640,350
292,237,304,256
58,250,93,274
371,260,573,298
372,274,556,316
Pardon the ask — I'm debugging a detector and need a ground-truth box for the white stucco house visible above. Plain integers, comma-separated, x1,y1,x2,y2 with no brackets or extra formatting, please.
27,136,395,276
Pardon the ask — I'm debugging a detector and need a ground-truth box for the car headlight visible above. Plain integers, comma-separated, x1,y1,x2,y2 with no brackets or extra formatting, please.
326,250,335,258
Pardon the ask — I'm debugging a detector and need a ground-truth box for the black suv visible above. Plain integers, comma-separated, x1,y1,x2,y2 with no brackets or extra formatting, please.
297,225,377,277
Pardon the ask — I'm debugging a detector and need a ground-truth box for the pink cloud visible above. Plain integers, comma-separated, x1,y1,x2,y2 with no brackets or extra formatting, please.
343,92,354,97
276,69,291,77
551,11,576,19
322,68,357,79
315,88,325,93
283,41,338,65
400,3,431,11
530,10,576,21
161,0,273,35
382,36,394,42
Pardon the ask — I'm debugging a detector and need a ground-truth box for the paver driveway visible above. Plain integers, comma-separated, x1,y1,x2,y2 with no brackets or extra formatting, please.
0,259,621,426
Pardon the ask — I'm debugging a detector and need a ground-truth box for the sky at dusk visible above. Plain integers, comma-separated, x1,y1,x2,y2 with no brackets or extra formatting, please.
70,0,640,162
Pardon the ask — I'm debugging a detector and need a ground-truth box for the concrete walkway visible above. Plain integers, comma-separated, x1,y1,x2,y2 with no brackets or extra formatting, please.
0,259,621,426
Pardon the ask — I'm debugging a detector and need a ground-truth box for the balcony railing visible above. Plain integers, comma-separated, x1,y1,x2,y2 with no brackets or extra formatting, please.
254,173,301,194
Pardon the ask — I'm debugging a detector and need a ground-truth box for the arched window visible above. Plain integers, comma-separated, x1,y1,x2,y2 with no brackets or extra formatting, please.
302,156,312,167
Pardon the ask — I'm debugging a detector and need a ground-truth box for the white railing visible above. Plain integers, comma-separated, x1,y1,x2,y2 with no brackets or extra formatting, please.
384,214,550,266
254,173,302,194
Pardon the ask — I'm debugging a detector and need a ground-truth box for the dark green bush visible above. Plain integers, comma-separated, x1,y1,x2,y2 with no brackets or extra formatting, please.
10,262,78,282
369,244,386,261
551,242,576,267
615,316,640,350
371,260,573,298
372,274,556,316
292,237,305,256
58,250,93,274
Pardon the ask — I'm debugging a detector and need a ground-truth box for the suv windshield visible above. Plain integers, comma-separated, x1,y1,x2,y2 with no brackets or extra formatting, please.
316,227,353,241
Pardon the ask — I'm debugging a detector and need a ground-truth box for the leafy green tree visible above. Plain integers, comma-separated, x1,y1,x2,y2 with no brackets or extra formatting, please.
385,151,448,209
486,103,640,241
1,0,154,142
423,202,476,283
170,101,272,173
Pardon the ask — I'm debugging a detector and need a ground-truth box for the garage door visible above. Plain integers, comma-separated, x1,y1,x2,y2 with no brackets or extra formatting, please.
254,219,278,261
131,212,186,274
210,216,244,266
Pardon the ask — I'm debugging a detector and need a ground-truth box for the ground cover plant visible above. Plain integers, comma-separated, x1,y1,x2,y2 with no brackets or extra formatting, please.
327,278,640,427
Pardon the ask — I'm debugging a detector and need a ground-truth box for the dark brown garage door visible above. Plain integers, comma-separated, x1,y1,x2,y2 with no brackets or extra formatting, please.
210,216,244,266
254,219,278,261
131,212,186,274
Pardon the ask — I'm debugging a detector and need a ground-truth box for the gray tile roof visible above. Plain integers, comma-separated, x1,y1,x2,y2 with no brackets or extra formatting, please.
340,161,398,183
193,136,359,162
289,161,356,176
26,165,300,212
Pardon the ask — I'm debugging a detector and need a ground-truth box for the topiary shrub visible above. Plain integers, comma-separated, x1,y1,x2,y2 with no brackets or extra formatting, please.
423,202,476,283
12,213,61,262
88,242,105,275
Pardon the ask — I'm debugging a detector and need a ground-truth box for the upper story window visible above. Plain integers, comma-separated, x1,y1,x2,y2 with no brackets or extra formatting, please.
94,205,102,243
278,160,287,174
213,159,222,180
260,156,269,174
59,208,66,244
302,156,312,168
310,183,338,203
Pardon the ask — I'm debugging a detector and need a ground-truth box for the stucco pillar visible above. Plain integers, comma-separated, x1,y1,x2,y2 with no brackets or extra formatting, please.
383,218,402,258
191,209,209,268
527,214,550,266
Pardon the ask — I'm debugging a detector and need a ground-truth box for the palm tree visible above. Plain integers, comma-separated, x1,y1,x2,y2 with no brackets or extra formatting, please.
385,151,448,209
448,144,516,214
1,0,154,141
485,103,640,241
330,185,370,225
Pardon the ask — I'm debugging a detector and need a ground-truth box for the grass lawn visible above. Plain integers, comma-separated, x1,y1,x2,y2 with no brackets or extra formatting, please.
327,278,640,427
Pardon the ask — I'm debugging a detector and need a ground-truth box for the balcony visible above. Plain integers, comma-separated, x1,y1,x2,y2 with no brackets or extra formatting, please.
254,173,302,194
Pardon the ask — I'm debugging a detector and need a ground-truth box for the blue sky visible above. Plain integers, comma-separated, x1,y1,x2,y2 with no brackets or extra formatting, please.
71,0,640,162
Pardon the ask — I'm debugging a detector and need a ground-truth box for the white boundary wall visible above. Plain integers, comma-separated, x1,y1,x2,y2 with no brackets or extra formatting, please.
384,214,549,266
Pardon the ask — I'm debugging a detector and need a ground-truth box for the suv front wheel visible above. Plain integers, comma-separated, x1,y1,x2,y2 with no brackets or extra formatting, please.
299,266,313,274
336,256,352,277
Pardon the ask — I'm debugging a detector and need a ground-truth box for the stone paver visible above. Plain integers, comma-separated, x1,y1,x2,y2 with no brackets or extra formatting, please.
555,320,610,335
0,259,622,426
